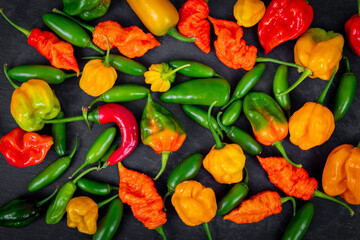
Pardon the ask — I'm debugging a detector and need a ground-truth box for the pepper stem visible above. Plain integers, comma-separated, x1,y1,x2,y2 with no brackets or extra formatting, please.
103,36,111,67
72,166,98,184
64,72,81,80
313,189,354,216
154,151,171,180
344,57,351,73
357,142,360,148
243,166,249,185
221,97,237,110
97,194,119,208
317,67,337,105
4,64,19,89
155,225,167,240
277,68,313,96
42,115,85,124
70,162,89,179
88,97,101,108
163,190,173,212
162,64,191,79
208,102,224,149
0,9,31,37
273,141,302,168
37,188,59,206
255,57,304,72
358,0,360,16
166,26,196,42
82,106,91,130
68,138,79,159
52,8,95,33
202,222,213,240
280,196,296,216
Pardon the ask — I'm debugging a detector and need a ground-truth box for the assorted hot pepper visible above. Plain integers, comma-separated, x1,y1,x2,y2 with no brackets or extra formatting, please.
345,0,360,56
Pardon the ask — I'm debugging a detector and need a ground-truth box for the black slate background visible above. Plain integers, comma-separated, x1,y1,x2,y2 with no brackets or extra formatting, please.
0,0,360,239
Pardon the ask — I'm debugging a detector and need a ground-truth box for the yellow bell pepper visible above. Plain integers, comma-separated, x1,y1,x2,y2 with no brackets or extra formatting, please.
171,180,217,226
66,196,98,235
233,0,266,28
203,143,246,184
10,79,61,132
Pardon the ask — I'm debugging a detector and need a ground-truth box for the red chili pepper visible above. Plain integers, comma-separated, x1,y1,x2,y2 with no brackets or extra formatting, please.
257,0,313,54
178,0,210,54
345,0,360,56
0,128,53,167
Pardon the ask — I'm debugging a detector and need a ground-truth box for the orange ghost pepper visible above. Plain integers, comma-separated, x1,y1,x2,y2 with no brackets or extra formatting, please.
322,143,360,205
171,180,216,240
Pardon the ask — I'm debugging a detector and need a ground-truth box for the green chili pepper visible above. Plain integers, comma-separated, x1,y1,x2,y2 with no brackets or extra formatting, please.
223,63,266,109
78,0,111,21
63,0,102,15
163,153,203,210
42,13,104,54
0,189,57,228
77,178,118,196
273,65,291,117
8,65,78,84
28,139,78,192
221,100,242,126
160,78,230,106
216,167,249,216
282,202,314,240
217,112,262,156
332,57,357,122
88,84,150,108
168,60,221,78
182,104,223,140
93,198,123,240
52,111,66,157
70,127,116,178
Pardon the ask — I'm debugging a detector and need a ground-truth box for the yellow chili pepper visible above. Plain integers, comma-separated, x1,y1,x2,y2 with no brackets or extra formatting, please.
233,0,266,28
66,196,98,235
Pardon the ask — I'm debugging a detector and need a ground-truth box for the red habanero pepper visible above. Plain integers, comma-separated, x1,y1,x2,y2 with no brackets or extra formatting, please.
0,128,53,167
178,0,211,54
0,9,79,75
118,163,167,239
257,0,313,54
257,156,355,215
208,16,257,71
345,0,360,56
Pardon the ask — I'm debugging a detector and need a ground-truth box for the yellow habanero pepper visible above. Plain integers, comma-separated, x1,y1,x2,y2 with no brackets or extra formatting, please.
233,0,266,28
171,180,216,239
66,196,98,235
79,37,117,97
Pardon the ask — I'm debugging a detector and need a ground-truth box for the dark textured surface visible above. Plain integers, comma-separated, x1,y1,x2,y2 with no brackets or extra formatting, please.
0,0,360,239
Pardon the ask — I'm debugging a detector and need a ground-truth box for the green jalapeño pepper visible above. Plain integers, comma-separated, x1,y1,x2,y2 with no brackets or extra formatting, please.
52,111,67,156
0,189,57,228
141,94,186,180
273,65,291,117
243,92,301,167
78,0,111,21
77,178,118,196
221,100,242,126
160,78,230,107
169,60,221,78
63,0,102,15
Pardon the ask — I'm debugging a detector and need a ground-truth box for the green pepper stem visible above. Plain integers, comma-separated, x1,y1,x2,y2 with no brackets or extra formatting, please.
317,67,337,105
52,8,95,33
155,225,167,240
202,222,213,240
82,106,91,130
154,151,171,180
88,42,105,55
243,166,249,185
4,64,19,89
280,196,296,216
208,102,224,149
162,190,173,211
70,162,89,179
273,141,302,168
97,194,119,208
103,36,111,67
37,188,59,206
344,57,351,73
110,185,119,191
221,97,237,110
166,26,195,42
358,0,360,16
82,56,103,60
357,142,360,148
255,57,304,72
72,166,98,184
88,97,101,108
68,138,79,159
313,189,354,216
64,72,80,79
42,115,85,123
277,68,313,96
162,64,191,79
0,9,31,37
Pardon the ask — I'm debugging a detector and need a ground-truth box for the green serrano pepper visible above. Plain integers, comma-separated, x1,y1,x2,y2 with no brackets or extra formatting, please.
282,202,314,240
273,65,291,117
161,78,230,106
52,111,66,156
163,153,203,210
221,100,242,126
88,84,150,108
63,0,102,16
169,60,221,78
332,57,357,121
8,65,78,84
77,178,118,196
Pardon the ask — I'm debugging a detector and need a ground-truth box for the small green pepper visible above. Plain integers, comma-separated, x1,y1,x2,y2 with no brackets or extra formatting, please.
221,100,242,126
78,0,111,21
63,0,102,15
273,65,291,117
77,178,118,196
169,60,221,78
52,111,67,156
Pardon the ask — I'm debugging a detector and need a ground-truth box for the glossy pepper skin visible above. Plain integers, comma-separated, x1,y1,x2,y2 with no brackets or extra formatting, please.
141,94,186,180
63,0,111,21
0,128,53,167
169,60,221,78
78,0,111,21
52,111,66,157
257,0,313,54
77,178,118,196
345,1,360,56
233,0,266,28
322,144,360,205
66,196,98,235
294,28,344,80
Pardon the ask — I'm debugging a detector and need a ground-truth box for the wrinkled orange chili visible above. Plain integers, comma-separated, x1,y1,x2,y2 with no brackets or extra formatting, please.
257,156,318,200
93,20,161,58
118,163,167,229
208,16,257,70
224,191,282,224
178,0,210,53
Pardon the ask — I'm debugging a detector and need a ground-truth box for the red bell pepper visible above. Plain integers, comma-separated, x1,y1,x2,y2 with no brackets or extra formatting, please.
345,0,360,56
